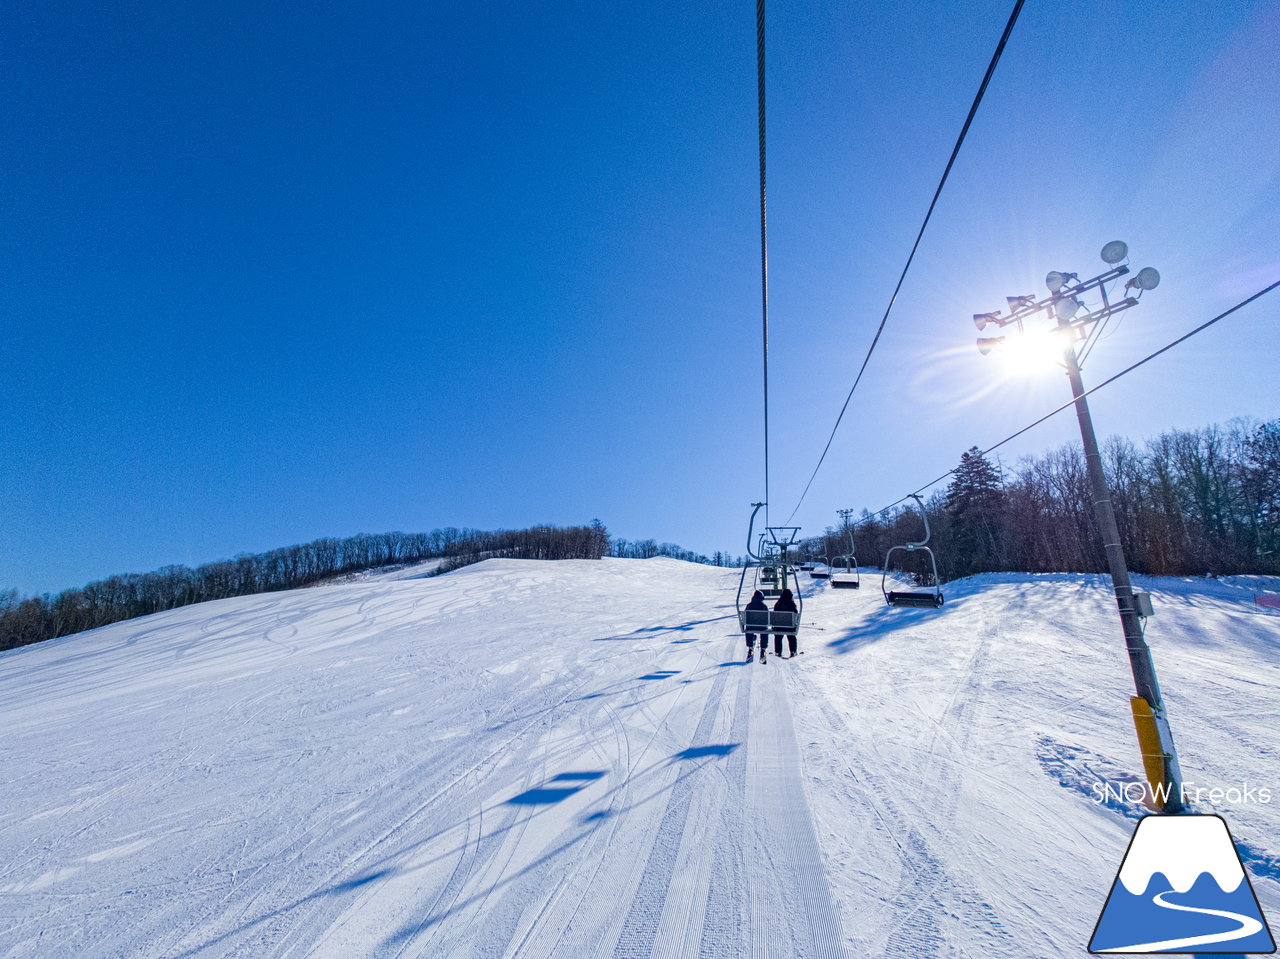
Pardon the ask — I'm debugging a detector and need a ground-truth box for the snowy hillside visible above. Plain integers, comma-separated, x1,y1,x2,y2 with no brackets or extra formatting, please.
1,558,1277,958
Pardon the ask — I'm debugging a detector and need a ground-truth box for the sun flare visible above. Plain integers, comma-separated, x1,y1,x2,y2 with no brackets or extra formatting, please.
996,328,1066,377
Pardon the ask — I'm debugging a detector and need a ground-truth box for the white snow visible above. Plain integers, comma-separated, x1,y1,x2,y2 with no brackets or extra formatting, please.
1,558,1277,958
1117,815,1244,894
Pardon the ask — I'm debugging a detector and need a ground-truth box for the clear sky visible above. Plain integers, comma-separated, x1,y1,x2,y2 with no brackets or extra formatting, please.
3,0,1278,596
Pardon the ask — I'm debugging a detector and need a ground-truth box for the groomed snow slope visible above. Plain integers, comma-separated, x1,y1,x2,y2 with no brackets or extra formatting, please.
1,558,1277,958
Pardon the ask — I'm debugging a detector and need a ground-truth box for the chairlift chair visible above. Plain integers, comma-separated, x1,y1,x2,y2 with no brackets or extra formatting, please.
808,556,831,580
830,554,860,589
755,563,784,600
737,502,804,634
881,494,944,609
831,527,860,589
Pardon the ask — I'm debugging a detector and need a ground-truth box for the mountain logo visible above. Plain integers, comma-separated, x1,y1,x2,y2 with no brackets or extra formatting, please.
1090,814,1275,954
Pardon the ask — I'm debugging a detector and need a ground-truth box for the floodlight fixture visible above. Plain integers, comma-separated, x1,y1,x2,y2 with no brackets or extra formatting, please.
1055,296,1083,321
1126,267,1160,291
976,336,1005,356
973,311,1000,330
1045,271,1066,293
1100,240,1129,264
1006,295,1036,312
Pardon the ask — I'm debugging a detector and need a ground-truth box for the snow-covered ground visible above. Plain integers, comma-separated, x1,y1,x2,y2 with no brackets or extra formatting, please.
1,558,1277,958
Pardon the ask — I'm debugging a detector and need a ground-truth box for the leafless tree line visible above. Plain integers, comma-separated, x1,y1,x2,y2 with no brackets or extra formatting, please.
433,521,611,572
609,538,726,565
1,522,610,651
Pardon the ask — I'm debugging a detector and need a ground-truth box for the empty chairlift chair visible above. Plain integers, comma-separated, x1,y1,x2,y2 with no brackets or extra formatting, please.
881,494,944,609
809,557,831,580
830,554,860,589
831,528,861,589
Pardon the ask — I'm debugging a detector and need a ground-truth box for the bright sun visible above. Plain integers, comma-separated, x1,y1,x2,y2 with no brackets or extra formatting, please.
997,328,1066,377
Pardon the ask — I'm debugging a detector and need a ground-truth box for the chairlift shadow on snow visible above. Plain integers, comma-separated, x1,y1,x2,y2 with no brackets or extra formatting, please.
826,595,961,654
632,615,735,632
593,614,737,642
672,744,738,760
573,667,722,712
175,686,744,958
375,741,745,949
508,771,607,806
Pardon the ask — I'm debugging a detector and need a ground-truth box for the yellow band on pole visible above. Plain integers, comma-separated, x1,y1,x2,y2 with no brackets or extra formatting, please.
1130,696,1168,811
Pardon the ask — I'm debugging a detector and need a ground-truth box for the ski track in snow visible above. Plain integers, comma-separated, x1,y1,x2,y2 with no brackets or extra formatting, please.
1,560,1278,959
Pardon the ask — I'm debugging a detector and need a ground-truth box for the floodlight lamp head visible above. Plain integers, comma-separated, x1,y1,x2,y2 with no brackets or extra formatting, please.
1046,271,1080,293
1006,295,1036,313
1101,240,1129,264
973,311,1000,330
1055,296,1083,321
976,336,1005,356
1127,266,1160,291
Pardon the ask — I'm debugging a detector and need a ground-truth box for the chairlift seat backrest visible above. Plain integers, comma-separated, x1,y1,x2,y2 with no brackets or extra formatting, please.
740,609,800,634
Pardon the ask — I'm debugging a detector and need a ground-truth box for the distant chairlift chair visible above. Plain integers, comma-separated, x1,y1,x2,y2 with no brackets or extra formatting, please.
881,494,944,609
808,557,831,580
831,527,861,589
757,563,784,600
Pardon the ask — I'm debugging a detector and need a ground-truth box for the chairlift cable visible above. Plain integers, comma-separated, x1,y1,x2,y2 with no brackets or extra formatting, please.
782,0,1026,526
756,0,771,528
851,279,1280,526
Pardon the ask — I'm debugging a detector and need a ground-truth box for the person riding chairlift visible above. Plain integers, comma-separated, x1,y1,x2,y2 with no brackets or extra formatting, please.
744,590,768,663
773,588,798,659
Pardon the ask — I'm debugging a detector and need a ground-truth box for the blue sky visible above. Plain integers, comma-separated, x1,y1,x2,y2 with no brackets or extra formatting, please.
3,0,1278,595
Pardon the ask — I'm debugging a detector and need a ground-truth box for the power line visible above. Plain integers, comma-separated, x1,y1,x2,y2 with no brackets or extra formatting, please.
851,279,1280,526
756,0,770,528
784,0,1026,525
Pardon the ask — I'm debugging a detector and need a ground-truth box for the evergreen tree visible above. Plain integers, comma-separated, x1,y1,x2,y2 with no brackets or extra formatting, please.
944,447,1006,575
1243,421,1280,562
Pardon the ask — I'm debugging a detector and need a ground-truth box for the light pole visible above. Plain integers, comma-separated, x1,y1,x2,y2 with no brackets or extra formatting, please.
837,507,856,550
973,241,1185,813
